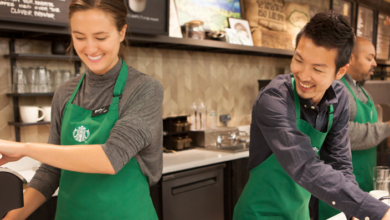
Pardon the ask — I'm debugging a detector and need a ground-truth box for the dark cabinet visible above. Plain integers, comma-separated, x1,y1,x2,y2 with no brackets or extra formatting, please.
161,163,226,220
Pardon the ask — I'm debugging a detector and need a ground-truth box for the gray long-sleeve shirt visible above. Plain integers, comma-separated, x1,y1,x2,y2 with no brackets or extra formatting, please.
28,59,164,200
249,74,389,220
341,74,390,150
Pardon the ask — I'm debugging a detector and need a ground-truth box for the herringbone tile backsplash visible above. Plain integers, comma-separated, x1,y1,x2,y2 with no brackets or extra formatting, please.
0,38,291,142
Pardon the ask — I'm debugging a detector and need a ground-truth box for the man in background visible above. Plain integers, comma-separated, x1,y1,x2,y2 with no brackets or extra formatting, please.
318,37,390,220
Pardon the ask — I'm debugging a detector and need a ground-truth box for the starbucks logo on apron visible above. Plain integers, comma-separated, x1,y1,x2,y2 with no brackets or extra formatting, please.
73,125,90,142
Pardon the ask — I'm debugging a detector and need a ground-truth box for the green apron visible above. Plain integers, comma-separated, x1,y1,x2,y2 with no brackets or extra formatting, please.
55,61,158,220
318,77,378,220
233,75,334,220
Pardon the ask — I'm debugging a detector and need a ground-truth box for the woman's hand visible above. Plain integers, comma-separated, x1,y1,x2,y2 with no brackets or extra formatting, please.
0,139,25,166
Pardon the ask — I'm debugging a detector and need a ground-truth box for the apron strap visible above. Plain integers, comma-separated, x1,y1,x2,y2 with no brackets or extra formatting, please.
327,105,334,132
67,74,86,104
291,75,301,120
67,60,128,105
341,76,374,104
112,60,129,105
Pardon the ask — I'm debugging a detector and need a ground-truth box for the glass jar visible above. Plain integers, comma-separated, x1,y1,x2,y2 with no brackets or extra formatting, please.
184,20,205,40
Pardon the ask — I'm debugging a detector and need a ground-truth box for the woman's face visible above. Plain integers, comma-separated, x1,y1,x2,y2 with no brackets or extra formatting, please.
70,9,126,75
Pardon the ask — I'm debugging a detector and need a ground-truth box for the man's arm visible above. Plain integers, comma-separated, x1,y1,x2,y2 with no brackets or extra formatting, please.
255,88,389,220
347,89,390,150
320,88,356,185
349,121,390,150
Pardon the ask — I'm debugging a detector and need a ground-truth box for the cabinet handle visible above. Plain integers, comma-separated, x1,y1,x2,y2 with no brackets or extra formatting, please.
172,178,216,195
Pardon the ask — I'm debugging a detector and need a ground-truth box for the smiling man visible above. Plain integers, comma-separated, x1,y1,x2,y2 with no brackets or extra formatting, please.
317,37,390,220
233,12,390,220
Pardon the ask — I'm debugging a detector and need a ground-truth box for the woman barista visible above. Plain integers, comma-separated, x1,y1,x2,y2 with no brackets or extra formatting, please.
0,0,163,219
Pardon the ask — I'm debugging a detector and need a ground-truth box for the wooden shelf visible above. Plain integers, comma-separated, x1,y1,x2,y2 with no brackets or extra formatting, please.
3,53,80,61
6,93,54,97
129,34,294,58
8,121,50,126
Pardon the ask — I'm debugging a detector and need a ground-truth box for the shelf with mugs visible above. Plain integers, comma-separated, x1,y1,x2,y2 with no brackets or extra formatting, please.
4,39,80,142
8,121,50,127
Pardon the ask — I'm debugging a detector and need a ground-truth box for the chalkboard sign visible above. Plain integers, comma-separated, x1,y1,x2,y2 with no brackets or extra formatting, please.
0,0,70,27
377,13,390,60
332,0,352,25
125,0,169,35
357,5,374,43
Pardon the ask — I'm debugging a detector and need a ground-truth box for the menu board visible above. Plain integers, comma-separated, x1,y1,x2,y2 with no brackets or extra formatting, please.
0,0,70,26
332,0,352,24
356,5,374,42
376,13,390,60
125,0,168,35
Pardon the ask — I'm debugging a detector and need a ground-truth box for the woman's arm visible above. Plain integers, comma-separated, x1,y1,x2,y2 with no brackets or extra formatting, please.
0,140,115,174
3,188,46,220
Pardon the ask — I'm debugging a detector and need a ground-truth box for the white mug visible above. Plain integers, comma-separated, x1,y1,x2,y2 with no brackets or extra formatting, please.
129,0,147,13
19,106,45,123
42,106,51,122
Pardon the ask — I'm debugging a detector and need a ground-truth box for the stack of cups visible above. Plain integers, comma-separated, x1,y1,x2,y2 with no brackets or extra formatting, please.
13,66,75,93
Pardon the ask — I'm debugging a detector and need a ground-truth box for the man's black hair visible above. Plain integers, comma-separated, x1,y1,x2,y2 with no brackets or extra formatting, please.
295,11,355,73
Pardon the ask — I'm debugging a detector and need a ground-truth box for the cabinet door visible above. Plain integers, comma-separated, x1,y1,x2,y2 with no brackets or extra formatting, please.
162,163,225,220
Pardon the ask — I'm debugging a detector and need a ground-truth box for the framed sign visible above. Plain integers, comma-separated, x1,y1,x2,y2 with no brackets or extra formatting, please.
356,5,374,43
376,13,390,60
126,0,169,35
0,0,70,27
227,18,253,46
331,0,353,25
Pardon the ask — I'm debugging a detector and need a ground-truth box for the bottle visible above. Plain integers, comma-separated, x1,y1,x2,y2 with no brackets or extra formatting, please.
189,102,197,130
208,110,218,128
198,102,206,130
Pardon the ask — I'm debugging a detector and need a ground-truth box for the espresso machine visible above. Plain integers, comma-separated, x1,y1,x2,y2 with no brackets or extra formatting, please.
0,167,27,218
